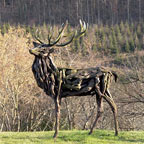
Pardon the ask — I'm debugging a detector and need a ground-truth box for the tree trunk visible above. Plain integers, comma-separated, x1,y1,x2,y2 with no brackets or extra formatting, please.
138,0,141,22
127,0,130,23
97,0,100,25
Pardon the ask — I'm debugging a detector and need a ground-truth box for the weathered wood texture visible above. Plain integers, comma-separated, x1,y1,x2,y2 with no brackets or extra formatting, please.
32,56,117,98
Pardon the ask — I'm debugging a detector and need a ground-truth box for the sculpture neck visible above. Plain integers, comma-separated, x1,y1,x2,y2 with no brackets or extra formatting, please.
32,55,59,97
34,55,58,75
48,56,58,74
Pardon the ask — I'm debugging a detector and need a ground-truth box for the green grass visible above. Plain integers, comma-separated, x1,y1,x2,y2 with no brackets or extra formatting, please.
0,130,144,144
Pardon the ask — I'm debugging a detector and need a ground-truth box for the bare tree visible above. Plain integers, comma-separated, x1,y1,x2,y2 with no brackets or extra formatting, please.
127,0,130,23
138,0,141,22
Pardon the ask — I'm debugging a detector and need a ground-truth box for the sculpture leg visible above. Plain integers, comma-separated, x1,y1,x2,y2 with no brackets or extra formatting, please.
103,91,118,136
105,89,113,99
53,98,61,139
53,71,62,139
89,94,103,135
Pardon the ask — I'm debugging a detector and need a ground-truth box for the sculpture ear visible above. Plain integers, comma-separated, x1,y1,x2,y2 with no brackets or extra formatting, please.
33,42,40,47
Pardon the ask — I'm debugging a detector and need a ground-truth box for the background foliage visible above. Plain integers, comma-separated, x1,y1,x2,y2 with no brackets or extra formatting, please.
0,23,144,132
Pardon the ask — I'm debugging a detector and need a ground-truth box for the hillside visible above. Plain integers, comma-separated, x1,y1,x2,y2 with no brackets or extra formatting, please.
0,23,144,133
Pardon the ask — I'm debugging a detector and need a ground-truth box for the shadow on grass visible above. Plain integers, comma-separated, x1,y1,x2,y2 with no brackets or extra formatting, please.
58,130,108,142
117,135,144,143
58,130,144,144
92,130,144,144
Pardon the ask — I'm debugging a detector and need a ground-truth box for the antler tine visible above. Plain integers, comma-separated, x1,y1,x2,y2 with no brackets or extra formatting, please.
34,29,44,44
47,26,54,44
47,21,68,47
75,19,87,39
56,32,76,47
56,19,87,47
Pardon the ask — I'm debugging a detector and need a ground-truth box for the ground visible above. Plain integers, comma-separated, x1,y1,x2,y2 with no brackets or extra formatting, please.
0,130,144,144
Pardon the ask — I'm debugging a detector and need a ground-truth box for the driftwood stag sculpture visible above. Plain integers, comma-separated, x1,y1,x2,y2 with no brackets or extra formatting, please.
29,20,118,138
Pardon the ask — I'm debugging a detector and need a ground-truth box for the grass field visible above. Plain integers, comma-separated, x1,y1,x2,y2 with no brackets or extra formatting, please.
0,130,144,144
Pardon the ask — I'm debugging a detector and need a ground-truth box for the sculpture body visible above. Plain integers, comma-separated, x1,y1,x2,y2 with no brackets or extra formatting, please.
29,20,118,138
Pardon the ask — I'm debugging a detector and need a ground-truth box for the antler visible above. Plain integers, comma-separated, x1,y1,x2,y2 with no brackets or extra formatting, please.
34,20,87,47
34,30,44,44
48,21,68,47
56,20,87,47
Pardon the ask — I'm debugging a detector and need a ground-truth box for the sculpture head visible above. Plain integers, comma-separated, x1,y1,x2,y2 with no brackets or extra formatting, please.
29,42,54,57
29,20,87,57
